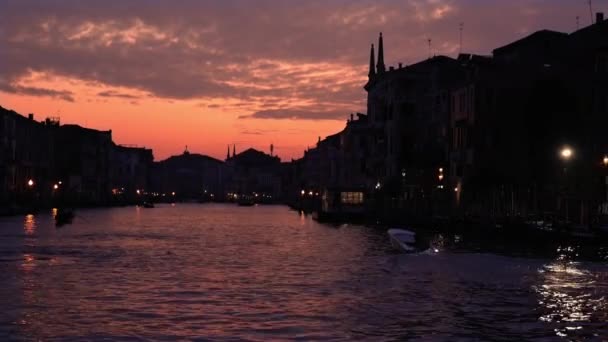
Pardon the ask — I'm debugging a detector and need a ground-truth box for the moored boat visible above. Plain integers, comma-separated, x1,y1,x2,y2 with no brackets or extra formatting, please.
387,228,416,252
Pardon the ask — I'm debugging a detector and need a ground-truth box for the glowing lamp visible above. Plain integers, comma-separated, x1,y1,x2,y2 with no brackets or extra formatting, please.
560,147,573,160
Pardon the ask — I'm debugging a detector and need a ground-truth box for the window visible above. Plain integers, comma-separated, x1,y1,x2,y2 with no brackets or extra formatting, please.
459,92,466,113
453,126,467,149
341,192,364,205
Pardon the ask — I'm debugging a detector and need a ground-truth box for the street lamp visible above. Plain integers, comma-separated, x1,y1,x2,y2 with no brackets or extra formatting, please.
559,146,573,224
602,155,608,211
560,147,573,160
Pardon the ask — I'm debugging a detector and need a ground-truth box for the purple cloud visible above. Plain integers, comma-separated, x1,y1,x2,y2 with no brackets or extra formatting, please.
0,0,604,119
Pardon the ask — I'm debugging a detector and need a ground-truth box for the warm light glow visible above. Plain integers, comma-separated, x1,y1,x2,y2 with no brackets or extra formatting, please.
53,184,59,190
603,155,608,166
27,179,34,187
23,214,35,235
308,191,313,196
438,174,444,181
454,187,458,192
1,68,347,161
439,167,443,173
171,191,176,196
301,190,305,195
560,147,573,160
136,189,141,195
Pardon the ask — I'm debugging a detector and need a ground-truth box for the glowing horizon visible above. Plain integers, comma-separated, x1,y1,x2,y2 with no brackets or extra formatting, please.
1,0,603,161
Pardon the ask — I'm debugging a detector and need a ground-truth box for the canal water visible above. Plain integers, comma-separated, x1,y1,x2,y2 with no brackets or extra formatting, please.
0,204,606,340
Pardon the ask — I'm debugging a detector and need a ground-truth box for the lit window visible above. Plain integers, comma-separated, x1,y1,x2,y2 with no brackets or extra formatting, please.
341,192,364,205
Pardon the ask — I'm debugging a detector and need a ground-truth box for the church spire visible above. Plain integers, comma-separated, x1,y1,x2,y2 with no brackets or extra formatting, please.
233,144,236,157
368,43,376,78
227,145,230,160
377,32,386,74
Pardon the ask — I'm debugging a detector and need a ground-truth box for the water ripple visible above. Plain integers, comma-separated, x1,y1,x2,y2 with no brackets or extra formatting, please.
0,204,606,340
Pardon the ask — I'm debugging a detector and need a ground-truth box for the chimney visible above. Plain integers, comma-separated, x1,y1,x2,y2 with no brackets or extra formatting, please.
389,66,395,71
28,113,34,120
597,12,604,24
398,62,403,69
350,113,354,121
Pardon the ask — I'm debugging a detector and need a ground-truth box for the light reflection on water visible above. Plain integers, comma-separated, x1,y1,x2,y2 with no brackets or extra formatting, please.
0,204,606,340
23,214,36,235
536,260,607,339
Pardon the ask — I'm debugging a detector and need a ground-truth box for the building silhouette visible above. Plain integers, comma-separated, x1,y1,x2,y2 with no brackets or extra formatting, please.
149,148,225,201
226,148,282,201
0,106,154,211
0,108,55,210
290,14,608,227
110,144,154,202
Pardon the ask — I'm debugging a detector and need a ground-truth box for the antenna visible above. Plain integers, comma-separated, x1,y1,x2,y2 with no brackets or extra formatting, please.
427,38,432,58
588,0,593,25
459,23,464,54
576,16,580,30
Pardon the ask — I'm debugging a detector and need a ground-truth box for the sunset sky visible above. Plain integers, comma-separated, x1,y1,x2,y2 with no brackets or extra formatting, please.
1,0,605,161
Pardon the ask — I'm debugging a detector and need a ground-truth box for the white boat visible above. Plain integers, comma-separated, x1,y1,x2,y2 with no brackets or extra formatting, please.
387,228,416,252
